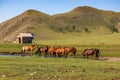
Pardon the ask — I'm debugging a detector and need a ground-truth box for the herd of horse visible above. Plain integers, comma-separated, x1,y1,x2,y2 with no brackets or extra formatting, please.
21,45,100,59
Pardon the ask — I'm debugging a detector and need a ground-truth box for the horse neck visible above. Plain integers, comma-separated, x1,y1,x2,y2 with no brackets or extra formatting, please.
32,46,37,50
69,47,76,52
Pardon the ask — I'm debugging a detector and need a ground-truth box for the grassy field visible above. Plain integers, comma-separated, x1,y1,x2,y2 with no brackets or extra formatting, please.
0,57,120,80
0,43,120,57
33,32,120,45
1,32,120,57
0,33,120,80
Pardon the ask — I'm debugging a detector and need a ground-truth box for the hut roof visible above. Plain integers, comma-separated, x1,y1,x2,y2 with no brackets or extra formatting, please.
17,33,33,37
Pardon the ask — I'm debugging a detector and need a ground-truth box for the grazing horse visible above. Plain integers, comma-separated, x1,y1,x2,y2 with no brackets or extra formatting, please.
54,47,67,58
47,46,59,57
64,46,77,58
21,45,38,56
35,46,59,57
82,48,100,59
35,46,48,57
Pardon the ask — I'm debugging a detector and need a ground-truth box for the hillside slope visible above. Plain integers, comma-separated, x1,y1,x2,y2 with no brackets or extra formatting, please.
1,6,120,42
53,6,120,33
0,9,66,42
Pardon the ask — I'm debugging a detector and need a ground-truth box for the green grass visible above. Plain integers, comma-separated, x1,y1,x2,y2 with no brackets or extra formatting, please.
0,34,120,80
32,32,120,46
1,33,120,57
0,32,120,57
0,43,120,57
0,57,120,80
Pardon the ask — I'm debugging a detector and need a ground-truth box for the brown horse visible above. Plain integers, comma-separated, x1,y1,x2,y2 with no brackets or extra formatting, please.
35,46,48,57
64,46,77,58
54,47,67,58
82,48,100,59
47,46,59,57
21,45,38,56
35,46,59,57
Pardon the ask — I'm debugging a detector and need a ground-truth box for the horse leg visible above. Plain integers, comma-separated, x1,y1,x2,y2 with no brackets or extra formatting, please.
30,51,33,56
87,54,89,59
56,53,59,58
82,53,85,58
21,52,23,57
21,50,23,56
83,54,85,58
92,53,96,60
64,52,67,58
44,52,49,57
44,52,47,57
21,50,25,57
48,52,51,58
35,49,39,55
73,52,76,58
23,51,25,56
38,51,41,57
82,52,86,59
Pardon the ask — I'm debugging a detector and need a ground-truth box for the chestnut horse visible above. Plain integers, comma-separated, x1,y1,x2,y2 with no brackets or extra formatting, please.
35,46,77,58
47,46,59,57
64,46,77,58
21,45,38,56
82,48,100,59
54,47,67,58
35,46,58,57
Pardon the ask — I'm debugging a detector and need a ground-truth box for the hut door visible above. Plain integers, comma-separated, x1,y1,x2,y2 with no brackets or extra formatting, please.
19,38,21,43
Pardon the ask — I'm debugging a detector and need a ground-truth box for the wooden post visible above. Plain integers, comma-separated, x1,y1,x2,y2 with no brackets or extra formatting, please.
21,37,23,43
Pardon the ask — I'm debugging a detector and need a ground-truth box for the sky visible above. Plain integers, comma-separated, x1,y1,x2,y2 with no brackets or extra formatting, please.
0,0,120,23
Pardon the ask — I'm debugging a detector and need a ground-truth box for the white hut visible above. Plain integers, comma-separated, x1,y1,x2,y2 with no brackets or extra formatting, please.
16,33,34,43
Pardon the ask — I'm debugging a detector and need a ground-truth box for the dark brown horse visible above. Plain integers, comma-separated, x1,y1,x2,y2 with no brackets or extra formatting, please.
82,48,100,59
35,46,48,57
21,45,38,56
64,46,77,58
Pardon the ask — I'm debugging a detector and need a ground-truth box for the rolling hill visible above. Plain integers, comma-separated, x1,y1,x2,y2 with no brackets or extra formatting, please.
0,6,120,42
0,9,66,42
53,6,120,33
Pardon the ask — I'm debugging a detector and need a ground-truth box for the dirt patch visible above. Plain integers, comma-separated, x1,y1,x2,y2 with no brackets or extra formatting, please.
99,57,120,62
